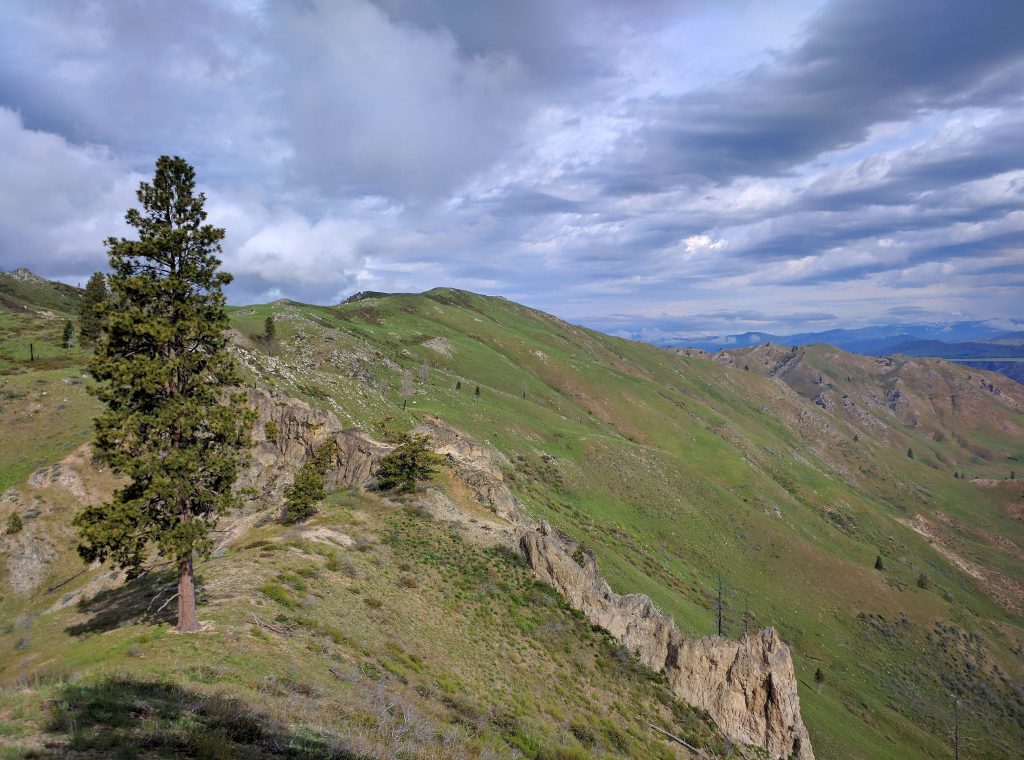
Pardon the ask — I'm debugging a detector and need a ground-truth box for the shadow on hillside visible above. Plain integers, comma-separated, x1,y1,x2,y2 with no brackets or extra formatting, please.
65,570,200,636
47,676,368,758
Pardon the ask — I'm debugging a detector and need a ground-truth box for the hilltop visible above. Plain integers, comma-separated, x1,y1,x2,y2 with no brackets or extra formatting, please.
1,277,1022,759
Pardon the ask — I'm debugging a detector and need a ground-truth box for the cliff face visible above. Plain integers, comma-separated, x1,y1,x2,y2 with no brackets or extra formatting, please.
521,522,813,760
241,388,392,502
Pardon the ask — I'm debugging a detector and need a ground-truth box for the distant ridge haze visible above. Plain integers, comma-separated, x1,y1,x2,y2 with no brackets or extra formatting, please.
627,320,1024,353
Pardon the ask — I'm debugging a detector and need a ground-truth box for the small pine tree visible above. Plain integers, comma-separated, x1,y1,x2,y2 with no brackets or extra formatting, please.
916,573,930,589
283,464,325,523
282,441,335,524
1010,470,1016,480
455,379,462,391
474,385,481,399
79,272,108,346
814,667,825,693
5,512,23,535
62,320,74,349
376,434,444,493
874,554,885,571
264,316,275,352
907,447,914,459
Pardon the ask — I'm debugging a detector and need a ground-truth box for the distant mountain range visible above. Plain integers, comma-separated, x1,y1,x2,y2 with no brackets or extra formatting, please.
660,319,1023,352
660,320,1024,383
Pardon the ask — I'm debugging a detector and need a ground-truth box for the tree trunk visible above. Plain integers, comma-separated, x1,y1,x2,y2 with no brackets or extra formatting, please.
176,555,200,633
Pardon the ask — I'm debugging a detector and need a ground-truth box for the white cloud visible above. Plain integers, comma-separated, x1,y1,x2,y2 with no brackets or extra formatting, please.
0,108,139,278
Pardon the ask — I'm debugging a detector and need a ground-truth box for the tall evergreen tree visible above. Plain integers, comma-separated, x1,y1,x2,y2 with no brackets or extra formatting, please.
74,156,253,633
79,272,108,346
62,320,74,349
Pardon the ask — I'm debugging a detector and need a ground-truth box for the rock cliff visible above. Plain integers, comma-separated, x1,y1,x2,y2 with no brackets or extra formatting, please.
412,416,523,523
241,388,392,502
521,522,813,760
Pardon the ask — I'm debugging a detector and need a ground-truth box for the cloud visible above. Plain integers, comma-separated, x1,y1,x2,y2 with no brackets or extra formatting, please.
0,0,1022,334
0,107,139,281
601,0,1024,188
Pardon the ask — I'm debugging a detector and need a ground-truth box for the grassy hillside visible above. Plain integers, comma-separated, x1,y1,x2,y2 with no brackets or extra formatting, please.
2,280,1023,759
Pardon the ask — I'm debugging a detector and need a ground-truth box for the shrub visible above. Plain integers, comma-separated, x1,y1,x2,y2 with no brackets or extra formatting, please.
5,512,23,535
874,555,884,571
397,574,419,589
264,420,279,444
916,573,930,589
260,582,298,608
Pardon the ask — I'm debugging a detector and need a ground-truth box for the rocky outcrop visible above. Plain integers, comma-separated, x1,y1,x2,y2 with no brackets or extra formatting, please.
412,416,523,523
240,388,392,502
521,522,813,760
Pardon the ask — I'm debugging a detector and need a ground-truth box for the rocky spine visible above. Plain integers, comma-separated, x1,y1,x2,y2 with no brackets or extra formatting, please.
520,522,813,760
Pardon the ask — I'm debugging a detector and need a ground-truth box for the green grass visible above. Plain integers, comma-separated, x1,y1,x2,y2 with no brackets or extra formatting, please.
0,496,733,759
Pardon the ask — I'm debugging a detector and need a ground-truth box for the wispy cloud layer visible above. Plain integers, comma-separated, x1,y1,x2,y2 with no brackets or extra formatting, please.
1,0,1021,335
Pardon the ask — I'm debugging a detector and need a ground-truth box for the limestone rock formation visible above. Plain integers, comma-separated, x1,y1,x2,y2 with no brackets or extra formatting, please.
521,522,813,760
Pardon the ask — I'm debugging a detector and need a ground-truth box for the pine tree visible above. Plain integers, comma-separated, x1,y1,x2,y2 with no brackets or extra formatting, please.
62,320,74,349
713,573,728,636
281,442,335,524
264,315,275,352
73,156,253,634
814,667,825,693
376,434,444,493
474,385,481,399
874,554,885,571
79,272,108,346
907,447,914,459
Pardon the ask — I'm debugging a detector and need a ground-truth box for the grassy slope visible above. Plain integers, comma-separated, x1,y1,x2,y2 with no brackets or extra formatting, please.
2,489,730,759
0,272,96,492
1,282,1022,758
228,290,1023,759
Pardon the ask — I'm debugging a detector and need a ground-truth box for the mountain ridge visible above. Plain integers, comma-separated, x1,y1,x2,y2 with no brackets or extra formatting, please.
2,271,1022,758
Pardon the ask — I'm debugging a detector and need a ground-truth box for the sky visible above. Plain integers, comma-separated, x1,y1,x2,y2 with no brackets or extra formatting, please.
1,0,1023,341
